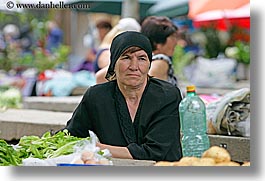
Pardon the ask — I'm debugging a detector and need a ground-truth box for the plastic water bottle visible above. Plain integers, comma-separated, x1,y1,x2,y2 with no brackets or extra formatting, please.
179,85,210,157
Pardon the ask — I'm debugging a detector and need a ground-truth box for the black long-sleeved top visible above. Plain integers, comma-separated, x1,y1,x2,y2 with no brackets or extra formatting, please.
65,77,183,161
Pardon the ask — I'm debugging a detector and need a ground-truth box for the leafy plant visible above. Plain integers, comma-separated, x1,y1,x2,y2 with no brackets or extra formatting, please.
0,86,22,109
234,41,250,64
225,41,250,64
0,43,70,73
0,140,21,166
0,130,91,166
197,24,249,60
199,26,222,58
0,13,70,73
33,45,70,73
172,45,196,80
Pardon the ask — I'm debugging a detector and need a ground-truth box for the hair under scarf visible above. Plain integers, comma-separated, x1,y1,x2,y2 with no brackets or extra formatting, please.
105,31,152,81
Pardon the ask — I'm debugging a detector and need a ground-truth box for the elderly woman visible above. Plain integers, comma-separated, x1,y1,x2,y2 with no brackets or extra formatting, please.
94,18,141,74
64,31,182,161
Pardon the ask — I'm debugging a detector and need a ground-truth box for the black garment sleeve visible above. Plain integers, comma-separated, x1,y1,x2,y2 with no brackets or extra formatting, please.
65,88,93,138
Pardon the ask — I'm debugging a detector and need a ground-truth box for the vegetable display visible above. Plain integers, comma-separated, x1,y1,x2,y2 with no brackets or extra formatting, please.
0,130,90,166
0,86,22,109
0,140,21,166
154,146,250,166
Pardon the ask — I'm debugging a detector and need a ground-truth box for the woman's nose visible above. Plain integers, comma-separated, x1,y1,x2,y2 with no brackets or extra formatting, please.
129,56,139,70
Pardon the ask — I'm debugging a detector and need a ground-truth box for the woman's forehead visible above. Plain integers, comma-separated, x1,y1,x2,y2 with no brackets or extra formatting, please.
121,47,147,56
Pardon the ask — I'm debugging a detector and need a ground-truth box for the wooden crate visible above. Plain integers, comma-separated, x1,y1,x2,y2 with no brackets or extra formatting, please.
208,134,250,162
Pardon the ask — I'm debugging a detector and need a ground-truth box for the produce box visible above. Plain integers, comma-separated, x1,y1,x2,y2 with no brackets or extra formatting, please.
208,134,250,162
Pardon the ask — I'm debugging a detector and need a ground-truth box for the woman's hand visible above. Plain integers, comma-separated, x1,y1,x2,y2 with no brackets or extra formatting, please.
96,142,133,159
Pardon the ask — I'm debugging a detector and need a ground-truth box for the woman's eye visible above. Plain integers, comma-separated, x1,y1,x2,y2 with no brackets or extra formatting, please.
139,57,147,61
121,56,129,60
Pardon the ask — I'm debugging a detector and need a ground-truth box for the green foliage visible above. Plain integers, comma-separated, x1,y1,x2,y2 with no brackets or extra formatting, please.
0,10,49,27
172,45,196,80
0,51,12,71
234,41,250,64
0,44,70,73
1,12,69,73
0,11,34,27
200,26,222,58
33,45,71,73
197,25,249,60
0,140,21,166
225,41,250,64
0,87,22,109
0,130,91,166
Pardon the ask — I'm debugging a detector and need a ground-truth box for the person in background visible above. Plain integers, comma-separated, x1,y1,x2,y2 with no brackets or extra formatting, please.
73,20,112,73
18,25,34,55
45,21,63,53
63,31,183,161
93,18,141,75
141,16,179,87
95,20,112,43
2,24,20,51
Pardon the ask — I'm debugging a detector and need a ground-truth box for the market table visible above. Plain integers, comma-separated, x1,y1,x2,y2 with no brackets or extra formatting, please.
22,80,250,112
208,134,250,162
111,158,155,166
0,108,71,140
0,109,250,163
23,96,82,112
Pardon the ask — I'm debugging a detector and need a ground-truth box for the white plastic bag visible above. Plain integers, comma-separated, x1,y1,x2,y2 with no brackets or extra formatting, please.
22,130,113,166
70,131,112,165
184,57,237,88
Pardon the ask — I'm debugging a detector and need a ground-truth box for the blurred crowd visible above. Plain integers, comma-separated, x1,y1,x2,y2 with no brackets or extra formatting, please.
0,20,63,60
0,13,249,98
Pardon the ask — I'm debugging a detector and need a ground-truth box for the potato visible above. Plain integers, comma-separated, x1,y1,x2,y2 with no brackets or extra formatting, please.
171,161,190,166
179,157,200,165
215,161,240,166
192,157,216,166
202,146,231,163
154,161,174,166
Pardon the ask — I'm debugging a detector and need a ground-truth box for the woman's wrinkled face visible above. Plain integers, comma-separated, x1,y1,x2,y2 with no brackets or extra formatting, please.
115,47,150,88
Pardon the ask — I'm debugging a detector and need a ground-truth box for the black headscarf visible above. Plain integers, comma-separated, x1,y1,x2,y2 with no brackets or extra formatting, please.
105,31,153,81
